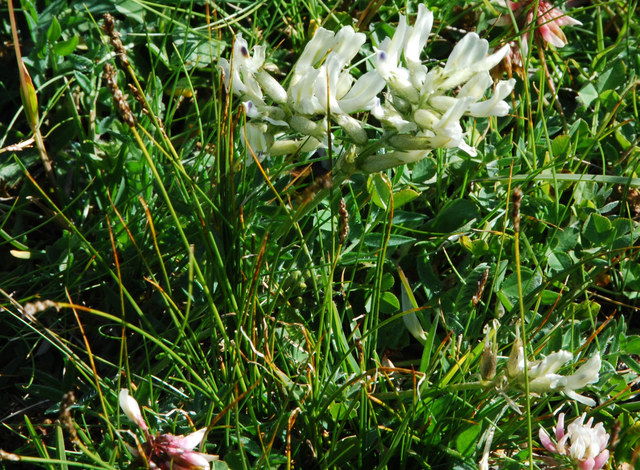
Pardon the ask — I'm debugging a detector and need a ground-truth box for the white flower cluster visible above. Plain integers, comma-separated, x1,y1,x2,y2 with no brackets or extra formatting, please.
506,329,601,406
539,413,610,470
219,5,515,172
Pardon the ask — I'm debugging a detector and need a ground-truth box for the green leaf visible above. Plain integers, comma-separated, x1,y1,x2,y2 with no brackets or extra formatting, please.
623,336,640,355
47,17,61,43
367,173,392,210
570,300,601,319
583,213,613,245
53,35,79,56
596,59,626,92
412,157,436,182
551,134,570,156
73,71,92,94
380,291,400,314
547,250,575,273
455,423,482,457
552,226,579,251
502,268,542,303
578,82,597,107
363,233,415,247
115,0,145,22
380,272,395,291
393,188,420,208
599,89,621,111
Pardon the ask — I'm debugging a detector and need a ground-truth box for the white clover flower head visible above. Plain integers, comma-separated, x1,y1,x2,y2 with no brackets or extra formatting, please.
539,413,610,470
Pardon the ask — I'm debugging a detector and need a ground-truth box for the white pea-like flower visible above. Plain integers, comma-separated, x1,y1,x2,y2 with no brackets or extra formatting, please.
221,4,516,172
506,330,601,406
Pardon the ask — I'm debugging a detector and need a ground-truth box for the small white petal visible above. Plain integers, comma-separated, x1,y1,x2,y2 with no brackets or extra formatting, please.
339,71,386,114
331,27,366,70
404,4,433,65
565,355,601,391
179,428,207,450
292,27,335,84
119,389,147,431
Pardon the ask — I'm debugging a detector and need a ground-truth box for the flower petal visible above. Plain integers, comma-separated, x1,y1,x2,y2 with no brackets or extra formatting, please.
538,427,557,453
119,389,148,431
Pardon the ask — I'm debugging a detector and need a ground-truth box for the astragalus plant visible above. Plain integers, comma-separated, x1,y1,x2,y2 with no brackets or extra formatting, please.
220,4,515,177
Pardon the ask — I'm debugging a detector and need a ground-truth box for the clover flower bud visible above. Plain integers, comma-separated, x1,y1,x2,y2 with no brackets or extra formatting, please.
289,115,327,141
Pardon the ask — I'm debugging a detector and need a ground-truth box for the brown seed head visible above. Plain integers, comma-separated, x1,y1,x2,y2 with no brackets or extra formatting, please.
512,186,522,233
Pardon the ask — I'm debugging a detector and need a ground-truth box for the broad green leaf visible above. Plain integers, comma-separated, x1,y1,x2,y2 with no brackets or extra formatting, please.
583,213,613,245
53,35,79,56
455,423,482,457
428,199,479,233
502,268,542,303
115,0,145,22
596,59,626,92
578,82,597,107
383,273,396,291
393,188,420,208
547,250,575,273
47,17,61,42
380,291,400,314
623,336,640,355
551,134,570,156
412,157,436,182
600,89,621,111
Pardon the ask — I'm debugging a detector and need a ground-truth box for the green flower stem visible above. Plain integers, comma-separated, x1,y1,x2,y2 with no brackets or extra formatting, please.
514,209,535,469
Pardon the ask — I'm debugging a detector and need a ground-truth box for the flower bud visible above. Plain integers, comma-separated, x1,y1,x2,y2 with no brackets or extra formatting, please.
506,329,524,379
333,113,367,144
480,334,497,381
119,389,148,432
256,70,288,104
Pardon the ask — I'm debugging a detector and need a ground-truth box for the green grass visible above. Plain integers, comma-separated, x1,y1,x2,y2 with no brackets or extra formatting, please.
1,0,639,469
